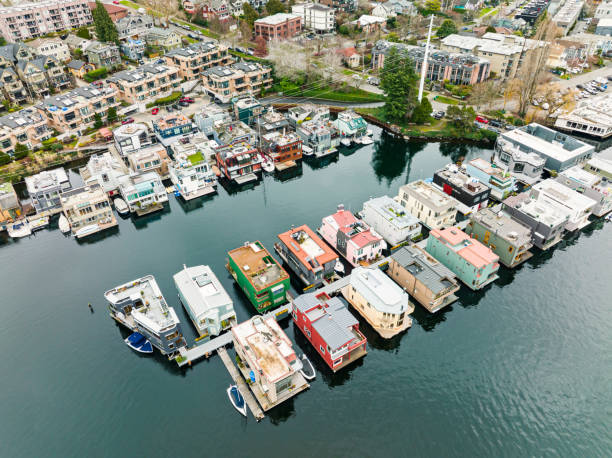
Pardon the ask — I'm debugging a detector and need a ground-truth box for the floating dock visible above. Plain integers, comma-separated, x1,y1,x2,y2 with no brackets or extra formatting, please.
176,331,233,367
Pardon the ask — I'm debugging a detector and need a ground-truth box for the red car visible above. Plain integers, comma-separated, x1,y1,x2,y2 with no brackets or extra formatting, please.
151,107,159,115
180,97,195,103
121,117,134,125
475,116,489,124
113,0,119,3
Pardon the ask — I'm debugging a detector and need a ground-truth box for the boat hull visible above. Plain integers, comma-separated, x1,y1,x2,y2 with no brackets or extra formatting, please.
227,385,247,417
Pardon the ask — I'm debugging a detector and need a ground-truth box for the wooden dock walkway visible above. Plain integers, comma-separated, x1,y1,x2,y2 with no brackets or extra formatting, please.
217,347,265,421
176,331,233,367
316,256,391,296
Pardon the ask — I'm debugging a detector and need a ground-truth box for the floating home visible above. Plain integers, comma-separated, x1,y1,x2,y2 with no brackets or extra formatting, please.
104,275,186,355
227,241,290,313
25,168,71,214
60,184,117,238
173,265,235,339
80,153,128,196
291,291,367,372
464,208,533,268
260,131,303,165
215,143,262,184
275,224,339,287
169,151,217,201
295,119,339,157
397,180,458,229
117,171,168,215
332,110,367,142
557,166,612,217
232,315,309,410
319,204,386,267
433,164,491,215
285,104,330,127
465,158,515,201
388,245,460,313
426,227,499,290
0,182,21,229
342,266,414,339
360,195,421,246
493,138,545,185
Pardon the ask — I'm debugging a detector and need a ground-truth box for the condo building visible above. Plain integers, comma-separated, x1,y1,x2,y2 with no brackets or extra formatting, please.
202,62,272,103
107,64,180,104
164,42,232,81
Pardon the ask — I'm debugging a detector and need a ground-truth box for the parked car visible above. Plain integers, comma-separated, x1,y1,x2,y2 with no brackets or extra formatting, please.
475,115,489,124
180,97,195,103
179,101,190,107
489,119,504,128
113,0,119,3
121,117,134,125
152,107,159,115
367,76,380,86
247,48,255,55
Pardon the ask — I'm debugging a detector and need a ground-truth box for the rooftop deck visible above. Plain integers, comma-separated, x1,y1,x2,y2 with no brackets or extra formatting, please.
229,241,289,291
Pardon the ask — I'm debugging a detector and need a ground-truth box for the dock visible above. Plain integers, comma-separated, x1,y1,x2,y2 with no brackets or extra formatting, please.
217,347,265,421
176,331,233,367
275,160,296,172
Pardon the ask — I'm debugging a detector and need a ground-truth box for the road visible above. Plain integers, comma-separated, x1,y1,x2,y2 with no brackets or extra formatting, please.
555,64,612,89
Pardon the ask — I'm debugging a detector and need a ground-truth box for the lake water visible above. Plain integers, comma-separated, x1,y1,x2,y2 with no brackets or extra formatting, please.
1,128,610,457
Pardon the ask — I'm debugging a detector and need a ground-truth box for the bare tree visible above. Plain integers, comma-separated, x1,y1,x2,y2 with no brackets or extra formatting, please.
142,0,178,26
267,39,308,79
536,83,577,124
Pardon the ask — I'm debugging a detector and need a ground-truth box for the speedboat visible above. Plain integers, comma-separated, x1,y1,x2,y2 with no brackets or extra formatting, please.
261,155,275,173
75,224,99,238
124,332,153,354
301,144,314,157
340,137,352,147
227,384,247,417
359,136,374,145
7,220,31,238
334,259,345,275
114,198,129,215
58,214,70,234
28,215,49,231
299,354,316,381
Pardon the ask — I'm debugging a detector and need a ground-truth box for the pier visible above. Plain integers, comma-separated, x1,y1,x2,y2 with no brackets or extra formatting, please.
217,347,265,421
176,331,233,367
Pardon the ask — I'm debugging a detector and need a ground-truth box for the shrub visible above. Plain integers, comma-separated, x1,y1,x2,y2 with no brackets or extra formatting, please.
84,67,108,82
145,91,182,108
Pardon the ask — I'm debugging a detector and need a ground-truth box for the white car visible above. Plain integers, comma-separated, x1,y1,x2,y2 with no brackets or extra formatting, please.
542,102,550,110
351,74,362,80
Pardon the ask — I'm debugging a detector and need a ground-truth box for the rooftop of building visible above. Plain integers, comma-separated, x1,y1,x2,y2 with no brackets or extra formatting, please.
401,180,458,210
435,164,490,196
0,181,16,196
532,178,597,210
153,113,191,131
496,139,546,167
362,195,420,229
262,130,301,147
350,266,410,314
165,42,221,58
324,206,383,248
60,183,107,206
255,12,301,25
173,265,232,315
586,155,612,175
41,85,115,110
229,241,289,291
113,122,148,138
278,224,338,271
108,63,174,83
25,168,69,193
391,244,458,295
560,165,601,187
504,192,569,226
430,227,499,268
559,93,612,127
373,40,488,65
470,208,532,244
0,107,45,130
467,158,513,182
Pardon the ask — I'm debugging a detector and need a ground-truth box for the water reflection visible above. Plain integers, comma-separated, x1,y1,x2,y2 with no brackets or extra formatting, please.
303,152,339,170
131,203,172,230
438,142,482,164
267,397,296,425
175,193,216,214
370,132,426,185
272,162,303,183
219,177,262,195
411,302,452,332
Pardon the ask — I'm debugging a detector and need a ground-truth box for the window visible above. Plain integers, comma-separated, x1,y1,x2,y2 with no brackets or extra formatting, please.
319,345,325,354
303,325,311,338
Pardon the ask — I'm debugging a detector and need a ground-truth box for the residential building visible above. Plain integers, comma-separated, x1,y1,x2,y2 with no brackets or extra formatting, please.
557,166,612,217
553,0,583,35
319,204,386,267
87,1,128,22
342,266,413,339
164,42,231,81
173,265,235,338
227,241,290,312
193,103,231,136
285,104,331,126
291,3,335,34
215,143,262,183
254,107,290,136
0,107,52,156
498,123,595,172
465,158,515,200
182,0,196,15
396,180,458,229
27,38,70,62
145,27,182,52
353,15,386,33
211,119,257,146
0,67,27,104
107,63,180,104
295,119,340,156
66,59,95,79
25,168,72,213
254,13,303,41
584,155,612,180
113,122,153,157
529,178,596,231
333,110,367,139
493,137,545,185
0,182,22,225
117,171,168,215
39,85,119,135
319,0,356,13
169,150,217,200
0,42,38,68
426,227,500,290
152,113,193,151
202,62,273,103
126,144,170,178
291,292,367,371
554,93,612,140
116,14,153,40
372,41,490,84
170,133,218,165
372,3,396,19
433,163,491,214
337,47,360,68
465,208,533,268
120,38,145,61
260,131,303,164
17,56,71,99
63,34,92,53
440,32,546,79
360,195,421,246
596,18,612,36
275,224,339,287
382,0,416,16
232,315,309,409
515,0,548,24
199,0,231,22
79,152,128,196
595,1,612,19
60,183,117,238
84,40,121,69
0,0,93,42
388,245,460,313
232,96,263,125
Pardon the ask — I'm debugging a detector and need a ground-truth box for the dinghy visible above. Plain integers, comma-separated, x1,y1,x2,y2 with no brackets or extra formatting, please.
340,137,352,147
124,332,153,354
28,215,49,231
58,214,70,234
7,220,31,238
359,136,374,145
227,384,247,417
299,354,316,381
114,198,129,215
334,259,345,276
261,155,275,173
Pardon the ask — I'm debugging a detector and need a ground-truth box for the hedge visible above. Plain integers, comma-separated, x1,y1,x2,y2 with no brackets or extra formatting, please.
145,91,182,108
84,67,108,83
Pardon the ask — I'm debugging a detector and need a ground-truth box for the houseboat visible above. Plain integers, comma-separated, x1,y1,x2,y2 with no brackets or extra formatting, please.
60,183,117,238
285,104,331,127
275,224,339,287
79,153,128,197
319,204,386,267
215,143,262,185
332,110,368,145
104,275,186,355
397,180,458,229
556,166,612,217
295,120,339,158
117,171,168,216
227,241,291,313
169,151,217,201
360,195,421,247
260,131,303,166
433,163,491,215
341,266,414,339
291,291,367,372
465,158,516,201
173,265,236,339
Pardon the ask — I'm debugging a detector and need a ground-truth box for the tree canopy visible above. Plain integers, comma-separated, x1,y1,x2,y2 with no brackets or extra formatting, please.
92,0,119,44
436,19,457,38
424,0,441,12
380,47,419,123
265,0,286,15
411,97,432,123
485,25,496,33
446,105,476,131
242,2,259,26
76,26,91,39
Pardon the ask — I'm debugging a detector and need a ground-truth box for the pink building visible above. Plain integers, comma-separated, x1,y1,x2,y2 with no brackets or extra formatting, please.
319,204,386,267
0,0,93,42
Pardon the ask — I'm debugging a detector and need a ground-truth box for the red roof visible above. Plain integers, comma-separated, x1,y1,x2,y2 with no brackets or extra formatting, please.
331,209,382,249
332,209,358,227
431,227,499,268
88,2,127,18
336,47,358,58
278,225,338,271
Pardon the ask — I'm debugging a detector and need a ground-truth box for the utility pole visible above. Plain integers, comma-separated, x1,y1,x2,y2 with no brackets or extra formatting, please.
418,15,434,103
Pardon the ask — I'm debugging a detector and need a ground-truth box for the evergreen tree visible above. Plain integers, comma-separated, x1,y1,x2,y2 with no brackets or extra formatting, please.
92,0,119,44
265,0,286,15
485,25,497,33
380,47,419,123
13,143,30,160
76,26,91,39
242,2,259,26
411,97,433,124
107,106,117,124
93,113,103,129
436,19,458,38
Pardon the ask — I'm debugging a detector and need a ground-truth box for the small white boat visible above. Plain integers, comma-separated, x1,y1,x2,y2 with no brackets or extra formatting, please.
334,259,345,275
58,214,70,234
299,354,316,381
227,384,247,417
28,215,49,231
301,144,314,157
7,220,31,238
261,156,275,173
606,213,612,222
359,136,374,145
75,224,99,238
366,129,373,136
114,198,129,215
124,332,153,354
340,137,352,147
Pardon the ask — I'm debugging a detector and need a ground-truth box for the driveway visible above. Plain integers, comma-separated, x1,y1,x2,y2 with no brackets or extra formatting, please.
555,64,612,89
129,94,212,125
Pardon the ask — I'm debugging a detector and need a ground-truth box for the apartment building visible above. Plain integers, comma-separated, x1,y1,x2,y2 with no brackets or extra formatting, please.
164,42,232,81
254,13,303,41
396,180,458,229
17,56,71,99
84,41,121,69
440,32,546,79
27,38,70,62
291,3,335,34
108,63,180,104
0,67,27,104
0,0,93,42
39,85,119,135
553,0,584,35
202,62,272,103
60,183,117,238
0,107,52,156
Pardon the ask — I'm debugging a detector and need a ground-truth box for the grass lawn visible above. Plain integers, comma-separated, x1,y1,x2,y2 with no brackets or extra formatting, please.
478,6,496,17
433,95,460,105
174,19,220,39
228,50,267,63
275,81,385,103
183,36,197,44
187,151,204,164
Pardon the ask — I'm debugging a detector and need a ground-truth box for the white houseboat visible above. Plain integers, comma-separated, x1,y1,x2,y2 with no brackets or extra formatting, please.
169,151,217,201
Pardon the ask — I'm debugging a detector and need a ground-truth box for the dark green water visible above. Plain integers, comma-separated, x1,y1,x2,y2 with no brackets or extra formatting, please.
1,128,611,457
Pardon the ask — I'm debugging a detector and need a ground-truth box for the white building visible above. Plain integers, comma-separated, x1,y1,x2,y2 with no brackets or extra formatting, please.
396,180,458,229
79,153,128,196
557,166,612,217
117,171,168,215
60,183,117,238
553,0,584,36
168,151,217,201
27,38,70,62
555,93,612,140
371,3,396,19
25,168,71,213
291,3,335,34
173,265,236,338
360,195,421,246
595,0,612,19
529,178,596,231
113,123,153,157
493,137,546,185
